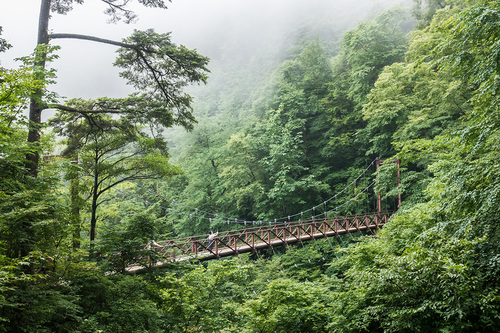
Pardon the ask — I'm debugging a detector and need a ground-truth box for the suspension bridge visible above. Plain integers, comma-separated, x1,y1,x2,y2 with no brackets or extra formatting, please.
126,211,391,271
123,158,400,272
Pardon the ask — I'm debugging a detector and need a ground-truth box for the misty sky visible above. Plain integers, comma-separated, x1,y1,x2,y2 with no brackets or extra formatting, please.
0,0,410,119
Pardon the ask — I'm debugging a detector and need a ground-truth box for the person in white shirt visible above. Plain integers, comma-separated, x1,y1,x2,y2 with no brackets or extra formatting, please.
207,231,218,252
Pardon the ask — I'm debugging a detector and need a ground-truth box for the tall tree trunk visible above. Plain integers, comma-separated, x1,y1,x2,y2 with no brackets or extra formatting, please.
89,170,100,255
19,1,52,263
70,155,81,249
27,0,51,177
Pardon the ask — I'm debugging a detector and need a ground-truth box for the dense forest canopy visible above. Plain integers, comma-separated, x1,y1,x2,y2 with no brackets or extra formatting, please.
0,0,499,331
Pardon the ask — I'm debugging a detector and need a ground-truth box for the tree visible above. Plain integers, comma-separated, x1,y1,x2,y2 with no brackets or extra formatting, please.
252,106,328,219
27,0,209,176
1,39,65,259
99,203,170,272
321,7,412,188
324,1,500,331
163,118,231,237
23,0,209,252
241,278,332,333
50,100,183,246
217,132,266,221
1,36,87,331
236,40,334,219
275,40,333,170
0,27,10,54
412,0,451,28
157,261,249,333
70,272,167,332
361,62,468,157
340,8,411,111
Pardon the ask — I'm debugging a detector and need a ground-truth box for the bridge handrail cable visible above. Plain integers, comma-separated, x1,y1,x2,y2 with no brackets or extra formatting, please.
122,159,378,225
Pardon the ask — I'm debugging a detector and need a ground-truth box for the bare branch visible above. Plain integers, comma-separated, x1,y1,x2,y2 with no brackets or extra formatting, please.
49,33,136,49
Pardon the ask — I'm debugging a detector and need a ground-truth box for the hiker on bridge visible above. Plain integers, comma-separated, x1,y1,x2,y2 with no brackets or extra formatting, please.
146,239,161,262
207,231,219,252
147,239,161,249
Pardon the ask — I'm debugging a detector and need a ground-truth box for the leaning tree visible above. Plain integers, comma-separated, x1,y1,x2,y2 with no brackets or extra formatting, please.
27,0,209,176
22,0,209,254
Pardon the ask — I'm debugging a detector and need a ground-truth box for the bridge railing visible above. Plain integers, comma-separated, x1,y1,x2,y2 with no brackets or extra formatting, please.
146,211,392,263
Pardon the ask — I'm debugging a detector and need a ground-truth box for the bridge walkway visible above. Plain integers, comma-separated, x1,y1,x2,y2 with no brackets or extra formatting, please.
127,211,392,272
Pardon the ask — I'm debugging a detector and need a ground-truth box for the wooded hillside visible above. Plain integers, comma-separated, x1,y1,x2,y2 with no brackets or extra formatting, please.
0,0,498,331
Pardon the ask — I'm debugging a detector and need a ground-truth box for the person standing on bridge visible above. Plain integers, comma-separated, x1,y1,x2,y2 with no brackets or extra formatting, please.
207,231,218,252
146,239,161,262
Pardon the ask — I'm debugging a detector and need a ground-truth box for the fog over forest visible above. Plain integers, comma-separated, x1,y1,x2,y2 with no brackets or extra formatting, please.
0,0,411,121
161,0,415,156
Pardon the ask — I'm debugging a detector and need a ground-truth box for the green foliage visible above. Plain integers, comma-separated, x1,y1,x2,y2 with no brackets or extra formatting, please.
277,242,332,281
157,260,249,332
163,118,232,237
411,0,451,28
0,253,82,333
0,67,35,118
324,1,500,332
71,271,166,332
160,8,414,232
0,27,11,55
0,175,68,258
211,132,265,224
0,50,69,259
434,0,500,115
320,7,413,201
2,1,500,332
240,278,332,333
361,62,468,158
161,40,339,234
252,105,329,219
0,45,52,150
231,40,335,219
329,229,499,332
50,104,182,245
340,7,411,110
99,207,170,272
115,29,210,131
404,0,500,242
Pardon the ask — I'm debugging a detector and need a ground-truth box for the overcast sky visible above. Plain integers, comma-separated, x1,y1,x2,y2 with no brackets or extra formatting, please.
1,0,269,100
0,0,409,119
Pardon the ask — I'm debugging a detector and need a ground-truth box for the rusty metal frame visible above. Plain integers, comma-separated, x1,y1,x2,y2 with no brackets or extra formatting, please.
250,230,274,249
127,211,393,270
234,232,256,252
268,226,288,246
284,223,302,244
